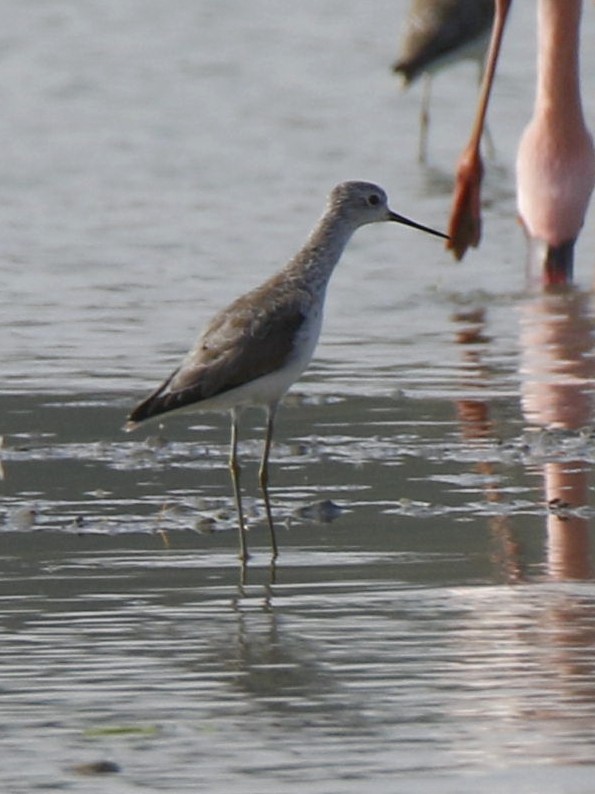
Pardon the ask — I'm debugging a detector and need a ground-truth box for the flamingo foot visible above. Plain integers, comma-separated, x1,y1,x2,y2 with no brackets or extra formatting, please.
446,147,484,261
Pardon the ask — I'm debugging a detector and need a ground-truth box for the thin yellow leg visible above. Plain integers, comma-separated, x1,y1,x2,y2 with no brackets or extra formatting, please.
259,404,279,560
229,410,249,563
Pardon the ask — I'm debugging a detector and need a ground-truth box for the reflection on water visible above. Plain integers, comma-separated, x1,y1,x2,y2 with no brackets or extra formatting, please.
2,285,595,789
449,289,595,585
2,540,595,792
3,276,595,792
452,307,525,585
520,288,595,581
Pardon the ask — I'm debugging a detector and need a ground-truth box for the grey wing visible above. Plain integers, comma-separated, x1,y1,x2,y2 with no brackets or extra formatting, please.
127,289,308,425
395,0,492,81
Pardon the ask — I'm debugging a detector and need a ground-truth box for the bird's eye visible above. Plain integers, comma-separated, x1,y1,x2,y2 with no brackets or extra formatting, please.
368,194,380,206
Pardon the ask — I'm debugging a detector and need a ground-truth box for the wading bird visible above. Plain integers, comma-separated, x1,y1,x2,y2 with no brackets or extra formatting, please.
447,0,594,286
126,182,447,563
393,0,494,162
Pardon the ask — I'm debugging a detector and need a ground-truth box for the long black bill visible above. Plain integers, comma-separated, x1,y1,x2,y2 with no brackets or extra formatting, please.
388,210,449,240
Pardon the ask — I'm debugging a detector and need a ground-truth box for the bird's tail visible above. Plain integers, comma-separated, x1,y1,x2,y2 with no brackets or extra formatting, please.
123,382,173,432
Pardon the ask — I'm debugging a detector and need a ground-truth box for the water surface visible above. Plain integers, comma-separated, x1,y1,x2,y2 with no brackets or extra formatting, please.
2,1,595,791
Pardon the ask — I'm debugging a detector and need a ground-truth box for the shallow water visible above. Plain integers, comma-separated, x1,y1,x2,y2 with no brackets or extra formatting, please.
2,1,595,791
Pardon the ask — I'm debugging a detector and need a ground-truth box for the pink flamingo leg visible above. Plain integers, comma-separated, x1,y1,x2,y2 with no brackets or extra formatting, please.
446,0,512,260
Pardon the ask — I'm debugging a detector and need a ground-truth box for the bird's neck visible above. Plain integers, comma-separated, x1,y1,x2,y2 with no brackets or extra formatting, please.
535,0,585,127
286,210,356,291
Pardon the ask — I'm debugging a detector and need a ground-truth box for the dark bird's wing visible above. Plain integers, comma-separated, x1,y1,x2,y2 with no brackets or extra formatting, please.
393,0,493,82
126,283,310,428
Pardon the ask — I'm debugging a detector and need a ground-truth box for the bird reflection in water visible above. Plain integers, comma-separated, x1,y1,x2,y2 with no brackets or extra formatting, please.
519,287,595,579
453,291,595,581
452,307,525,583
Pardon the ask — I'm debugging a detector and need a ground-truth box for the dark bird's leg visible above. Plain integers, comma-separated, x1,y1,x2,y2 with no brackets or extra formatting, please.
229,409,249,563
419,74,432,164
259,404,279,560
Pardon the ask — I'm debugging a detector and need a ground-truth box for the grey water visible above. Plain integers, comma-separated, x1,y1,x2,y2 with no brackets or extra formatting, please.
2,1,595,792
